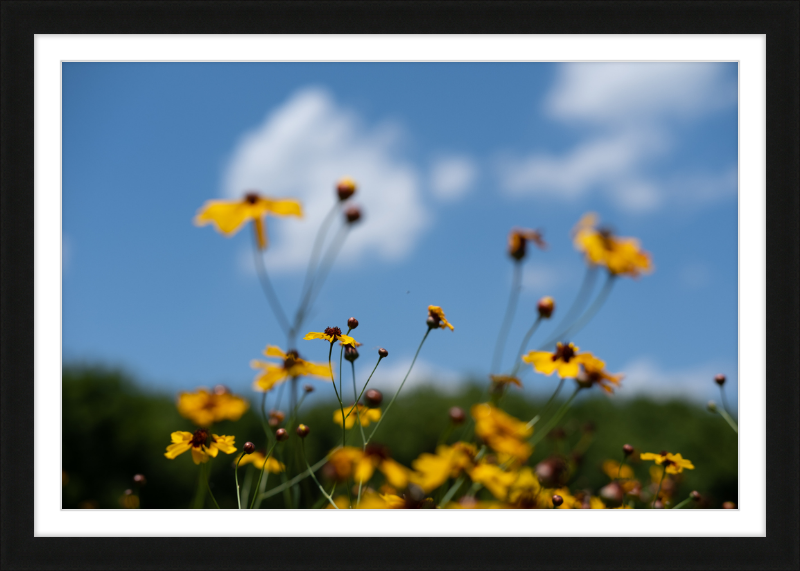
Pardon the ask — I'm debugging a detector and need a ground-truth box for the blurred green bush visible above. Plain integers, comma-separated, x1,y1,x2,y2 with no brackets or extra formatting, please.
62,365,737,509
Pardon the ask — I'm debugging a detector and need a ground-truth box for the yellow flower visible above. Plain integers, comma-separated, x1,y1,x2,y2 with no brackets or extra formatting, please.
176,387,249,427
578,358,624,393
522,342,599,379
164,429,236,465
507,227,547,261
194,192,303,250
572,212,653,277
468,462,518,501
250,346,329,392
334,404,381,429
410,442,477,493
489,374,522,388
236,450,285,473
327,491,411,509
507,467,542,508
427,305,454,331
602,459,634,481
303,326,358,346
471,403,533,463
327,445,410,489
640,451,695,474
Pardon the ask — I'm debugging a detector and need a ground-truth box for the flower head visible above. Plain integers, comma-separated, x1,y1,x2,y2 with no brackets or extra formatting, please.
577,358,624,393
522,342,599,379
250,346,329,392
507,228,547,261
236,450,285,473
334,404,381,429
194,192,303,250
327,445,410,489
164,429,237,465
303,326,358,346
572,213,652,277
427,305,454,331
177,388,249,427
410,442,477,493
336,177,357,201
468,461,518,501
640,451,695,474
471,403,533,463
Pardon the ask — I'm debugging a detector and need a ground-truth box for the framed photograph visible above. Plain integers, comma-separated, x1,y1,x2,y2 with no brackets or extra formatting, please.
2,1,797,569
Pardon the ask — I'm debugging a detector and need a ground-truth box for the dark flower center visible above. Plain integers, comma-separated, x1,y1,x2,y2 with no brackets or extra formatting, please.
598,227,615,249
190,429,209,448
324,326,342,340
284,350,300,369
553,344,575,363
364,443,390,460
244,192,259,204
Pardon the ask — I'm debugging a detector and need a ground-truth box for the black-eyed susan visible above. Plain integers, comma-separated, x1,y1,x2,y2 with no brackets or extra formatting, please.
427,305,454,331
164,429,237,464
250,346,329,392
303,326,358,346
572,213,652,278
640,451,695,474
176,387,249,427
522,342,599,379
577,358,624,393
194,192,303,250
236,450,285,474
507,228,547,261
334,403,381,429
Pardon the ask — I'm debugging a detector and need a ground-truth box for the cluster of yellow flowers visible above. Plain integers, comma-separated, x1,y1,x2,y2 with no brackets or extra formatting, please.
153,178,736,511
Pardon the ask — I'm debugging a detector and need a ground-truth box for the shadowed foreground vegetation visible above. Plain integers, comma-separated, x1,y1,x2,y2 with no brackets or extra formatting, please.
62,365,737,510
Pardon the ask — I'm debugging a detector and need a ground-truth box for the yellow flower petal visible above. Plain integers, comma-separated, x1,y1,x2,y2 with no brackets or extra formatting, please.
191,448,208,465
164,441,192,459
380,459,410,489
263,345,286,359
212,434,237,454
194,201,253,235
263,198,303,217
303,331,331,342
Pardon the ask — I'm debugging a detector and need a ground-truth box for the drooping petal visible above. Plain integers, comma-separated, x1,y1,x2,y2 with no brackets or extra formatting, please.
251,361,288,392
164,441,192,459
380,459,410,489
303,331,331,342
194,200,252,235
203,444,219,458
337,334,358,347
191,447,209,465
263,198,304,218
170,431,193,444
263,345,286,359
212,434,237,454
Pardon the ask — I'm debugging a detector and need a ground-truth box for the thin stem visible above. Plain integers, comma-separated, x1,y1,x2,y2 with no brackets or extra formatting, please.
438,474,466,507
540,265,598,349
240,465,254,508
652,468,665,508
492,261,522,373
346,356,385,419
718,407,739,434
529,386,581,448
328,342,349,507
616,455,628,481
204,464,221,509
352,361,367,447
671,496,693,509
526,378,565,429
235,454,245,509
719,385,736,423
302,441,339,509
366,327,432,445
554,273,616,345
510,317,542,377
193,462,208,509
249,442,278,509
301,225,350,321
339,327,352,398
252,236,290,334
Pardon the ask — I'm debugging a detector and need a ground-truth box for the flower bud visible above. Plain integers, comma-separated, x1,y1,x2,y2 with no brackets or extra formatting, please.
449,406,466,424
622,444,634,456
268,410,286,427
243,442,256,454
722,501,736,509
124,488,134,496
378,347,389,358
275,428,288,441
599,481,624,506
296,424,310,438
344,345,360,362
345,206,362,224
690,490,701,502
714,374,726,386
653,500,664,509
347,317,359,329
133,474,146,486
303,384,314,393
707,401,718,413
551,494,563,507
336,177,356,201
365,389,383,408
426,315,439,329
213,384,230,395
537,296,555,319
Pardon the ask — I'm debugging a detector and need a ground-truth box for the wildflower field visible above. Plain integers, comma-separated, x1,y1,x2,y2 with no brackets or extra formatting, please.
62,179,738,511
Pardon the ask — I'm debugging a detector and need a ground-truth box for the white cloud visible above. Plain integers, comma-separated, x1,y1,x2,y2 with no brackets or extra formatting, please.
224,88,431,273
359,357,464,396
496,63,737,213
617,357,737,408
429,155,477,201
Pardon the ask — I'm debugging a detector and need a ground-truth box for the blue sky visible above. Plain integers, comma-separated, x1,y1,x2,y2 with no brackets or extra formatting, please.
62,62,738,408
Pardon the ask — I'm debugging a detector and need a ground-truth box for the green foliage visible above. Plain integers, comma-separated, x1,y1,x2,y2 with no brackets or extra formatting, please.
62,366,737,509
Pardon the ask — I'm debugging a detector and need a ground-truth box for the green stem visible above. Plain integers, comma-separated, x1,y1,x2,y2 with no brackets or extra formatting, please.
438,475,466,507
718,407,739,434
652,468,665,508
539,266,597,349
346,356,384,419
719,385,737,429
510,317,542,377
555,273,615,344
302,441,338,509
352,361,367,447
671,496,693,509
366,327,431,445
252,234,290,335
249,442,278,509
338,327,352,398
526,378,565,429
204,463,221,509
492,261,522,373
616,455,628,481
193,462,208,509
529,386,581,448
328,342,350,507
235,454,245,509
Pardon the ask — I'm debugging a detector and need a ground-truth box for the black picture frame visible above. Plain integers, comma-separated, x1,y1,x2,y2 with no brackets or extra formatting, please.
2,1,798,569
